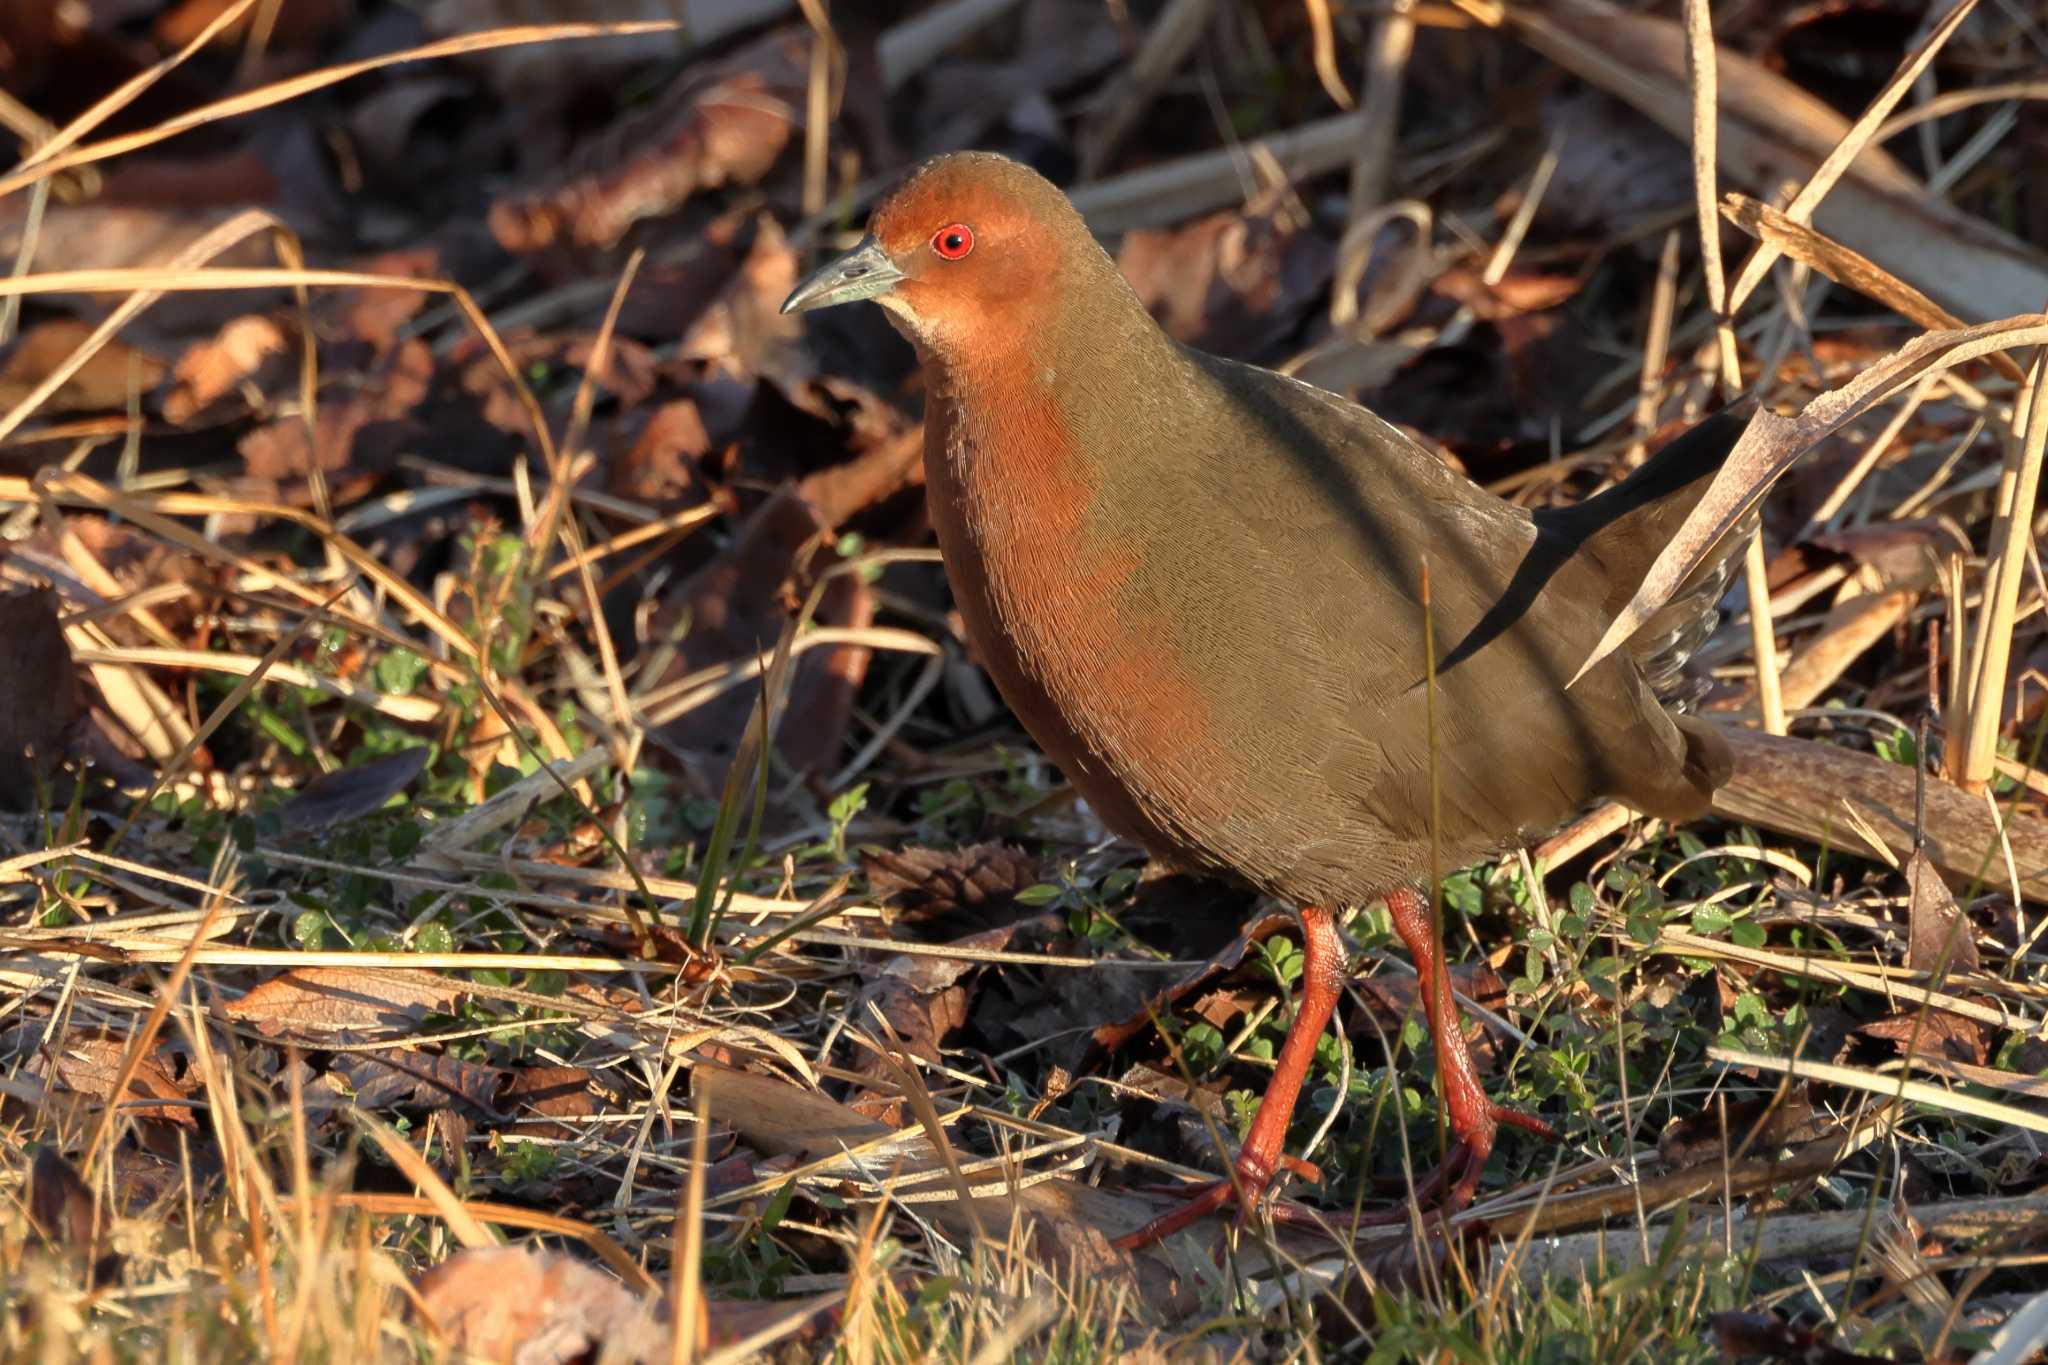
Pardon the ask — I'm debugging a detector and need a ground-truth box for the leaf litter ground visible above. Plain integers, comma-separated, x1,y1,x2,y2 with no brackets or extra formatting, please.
4,1,2048,1360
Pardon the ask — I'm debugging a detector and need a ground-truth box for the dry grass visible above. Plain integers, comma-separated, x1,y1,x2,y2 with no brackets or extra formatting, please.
5,2,2048,1361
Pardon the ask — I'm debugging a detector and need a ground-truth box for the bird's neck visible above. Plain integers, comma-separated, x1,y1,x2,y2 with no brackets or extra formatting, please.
920,283,1184,502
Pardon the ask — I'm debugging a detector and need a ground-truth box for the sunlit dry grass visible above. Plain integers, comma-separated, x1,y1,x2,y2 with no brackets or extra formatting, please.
4,2,2048,1362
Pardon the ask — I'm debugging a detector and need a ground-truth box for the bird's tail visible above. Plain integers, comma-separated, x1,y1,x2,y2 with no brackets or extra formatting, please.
1545,408,1754,712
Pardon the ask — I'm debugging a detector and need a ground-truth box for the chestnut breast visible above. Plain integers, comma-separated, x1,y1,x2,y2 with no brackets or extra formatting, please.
921,362,1237,869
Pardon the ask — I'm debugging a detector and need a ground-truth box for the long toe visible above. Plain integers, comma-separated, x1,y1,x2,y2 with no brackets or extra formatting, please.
1112,1177,1245,1251
1493,1103,1560,1141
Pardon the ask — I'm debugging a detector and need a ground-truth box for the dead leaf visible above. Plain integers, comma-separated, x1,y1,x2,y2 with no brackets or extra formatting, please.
860,843,1039,922
414,1246,665,1365
674,214,803,375
1430,267,1581,321
849,979,969,1125
277,747,432,832
1905,848,1981,977
645,489,872,785
1709,1311,1891,1365
330,247,442,357
1658,1083,1834,1169
1091,910,1295,1055
1536,89,1695,237
0,586,85,809
606,399,716,506
794,426,925,529
0,317,164,415
848,923,1025,1120
1806,520,1958,587
328,1050,505,1115
163,313,291,423
695,1063,1200,1316
26,1146,121,1286
501,1064,605,1141
154,0,350,50
1116,192,1333,360
226,967,466,1038
1354,963,1512,1070
237,337,435,506
489,30,806,252
34,1035,196,1128
1860,1009,1989,1068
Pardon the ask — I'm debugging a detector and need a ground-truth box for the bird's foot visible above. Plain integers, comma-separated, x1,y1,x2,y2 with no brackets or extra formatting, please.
1364,1101,1559,1223
1112,1151,1325,1251
1114,1100,1556,1250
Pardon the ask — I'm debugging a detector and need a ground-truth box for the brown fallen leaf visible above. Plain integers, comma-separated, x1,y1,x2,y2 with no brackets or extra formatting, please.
154,0,350,50
328,246,442,357
26,1146,122,1286
849,977,970,1125
1905,847,1981,978
1354,962,1512,1071
1806,520,1959,588
488,29,807,253
237,337,435,506
644,490,872,785
1657,1082,1834,1170
31,1034,196,1128
276,747,433,832
1860,1009,1989,1068
1116,190,1334,360
0,317,164,415
226,967,466,1038
1709,1312,1890,1365
413,1244,843,1364
0,586,85,809
1430,267,1582,323
848,921,1030,1121
695,1063,1202,1317
1092,910,1295,1055
328,1050,504,1116
414,1245,665,1365
860,842,1039,923
605,399,717,506
162,313,290,423
501,1064,606,1142
674,214,803,377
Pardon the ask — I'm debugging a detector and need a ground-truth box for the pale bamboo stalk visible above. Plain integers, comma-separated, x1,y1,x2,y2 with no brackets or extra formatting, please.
1957,353,2048,790
1685,0,1783,733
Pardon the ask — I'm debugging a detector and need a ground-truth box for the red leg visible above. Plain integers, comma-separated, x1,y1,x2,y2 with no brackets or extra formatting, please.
1114,904,1346,1251
1380,885,1556,1213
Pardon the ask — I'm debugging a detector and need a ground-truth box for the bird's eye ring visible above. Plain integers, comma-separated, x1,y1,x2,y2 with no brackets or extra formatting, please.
931,224,973,260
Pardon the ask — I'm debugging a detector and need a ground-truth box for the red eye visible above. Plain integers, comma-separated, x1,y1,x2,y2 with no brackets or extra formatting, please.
931,224,973,260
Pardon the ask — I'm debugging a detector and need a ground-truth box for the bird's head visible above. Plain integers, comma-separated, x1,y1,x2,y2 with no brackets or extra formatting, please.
781,152,1104,361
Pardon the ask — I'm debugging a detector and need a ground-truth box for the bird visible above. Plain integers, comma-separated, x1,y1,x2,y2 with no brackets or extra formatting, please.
781,151,1743,1248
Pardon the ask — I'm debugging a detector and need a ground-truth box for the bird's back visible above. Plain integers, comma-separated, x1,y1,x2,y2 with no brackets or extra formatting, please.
1055,346,1728,905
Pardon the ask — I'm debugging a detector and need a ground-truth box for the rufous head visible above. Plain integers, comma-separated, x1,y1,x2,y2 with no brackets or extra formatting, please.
781,152,1104,359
